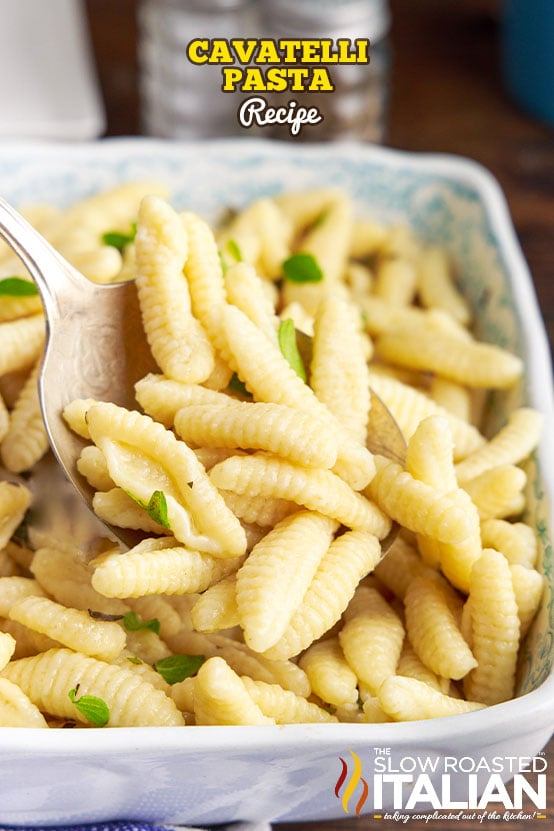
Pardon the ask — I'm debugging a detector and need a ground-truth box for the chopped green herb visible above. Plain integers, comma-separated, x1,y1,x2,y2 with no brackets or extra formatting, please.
0,277,38,297
226,238,243,262
123,610,161,635
68,686,109,727
127,656,143,665
154,654,206,685
278,319,307,382
146,490,170,529
101,222,137,251
282,252,323,284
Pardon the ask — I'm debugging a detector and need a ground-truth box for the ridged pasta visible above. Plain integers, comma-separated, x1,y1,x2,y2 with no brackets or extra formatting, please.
339,586,405,694
462,465,527,520
376,323,523,388
510,564,544,638
77,445,114,492
455,408,543,483
193,656,274,725
378,675,484,721
0,576,46,617
8,596,126,661
174,401,338,468
224,261,279,344
263,530,382,661
463,549,520,705
396,639,447,693
135,195,214,383
480,518,538,568
405,415,457,493
219,197,292,279
0,631,15,670
85,401,247,557
180,210,226,340
0,677,48,727
1,647,185,726
135,373,235,427
236,511,336,653
240,676,337,723
404,577,476,680
417,246,471,324
191,575,239,633
310,295,371,443
210,452,390,538
220,489,296,528
298,638,358,707
0,481,32,550
0,314,45,376
91,536,243,598
374,257,417,307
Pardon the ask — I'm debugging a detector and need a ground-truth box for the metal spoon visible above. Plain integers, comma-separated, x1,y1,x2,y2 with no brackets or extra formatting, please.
0,197,405,551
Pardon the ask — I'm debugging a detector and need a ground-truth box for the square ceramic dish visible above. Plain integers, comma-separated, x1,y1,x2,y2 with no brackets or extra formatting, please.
0,138,553,826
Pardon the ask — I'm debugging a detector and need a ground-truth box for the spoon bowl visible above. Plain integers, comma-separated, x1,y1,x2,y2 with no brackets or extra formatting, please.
0,197,405,552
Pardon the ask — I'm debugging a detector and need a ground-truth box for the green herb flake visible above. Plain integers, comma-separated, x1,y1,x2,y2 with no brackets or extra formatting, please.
0,277,39,297
123,610,161,635
278,319,307,382
68,686,109,727
282,252,323,284
127,656,143,665
146,490,170,529
226,238,243,263
154,654,206,685
101,222,137,252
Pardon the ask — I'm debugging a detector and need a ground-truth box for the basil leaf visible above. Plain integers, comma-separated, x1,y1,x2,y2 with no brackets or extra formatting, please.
146,490,170,529
68,687,109,727
0,277,38,297
282,252,323,284
101,222,137,251
154,654,206,685
278,319,307,382
123,610,161,635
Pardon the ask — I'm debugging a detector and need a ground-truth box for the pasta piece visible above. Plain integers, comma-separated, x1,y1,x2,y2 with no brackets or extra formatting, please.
135,373,235,427
191,575,240,633
0,295,43,324
404,577,477,680
339,586,404,694
396,639,446,693
224,261,279,344
378,675,484,721
0,481,32,550
210,453,390,538
405,415,457,494
8,596,126,661
85,401,246,557
428,377,471,423
180,210,226,337
463,549,520,705
310,294,371,443
299,638,358,707
62,397,96,439
91,536,243,598
216,303,375,489
374,257,417,307
93,488,168,533
417,246,471,325
0,677,48,727
0,390,8,443
480,518,538,568
30,546,129,617
170,676,195,714
455,408,543,484
241,676,336,723
0,631,15,670
462,465,527,520
174,400,339,468
366,455,476,545
376,323,523,388
77,445,114,492
510,564,544,638
264,530,382,660
125,595,183,639
193,656,274,725
220,489,296,527
236,511,336,653
367,371,485,461
135,195,214,383
1,647,185,726
0,314,45,376
0,576,46,617
220,197,293,279
374,536,433,600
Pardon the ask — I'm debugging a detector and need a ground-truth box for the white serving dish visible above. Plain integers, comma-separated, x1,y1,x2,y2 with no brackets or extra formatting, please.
0,138,553,826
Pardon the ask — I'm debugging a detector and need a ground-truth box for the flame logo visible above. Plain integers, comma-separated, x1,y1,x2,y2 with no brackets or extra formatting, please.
334,750,369,817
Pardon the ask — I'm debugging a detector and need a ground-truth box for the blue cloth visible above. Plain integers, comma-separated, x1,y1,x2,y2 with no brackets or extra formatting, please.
0,824,270,831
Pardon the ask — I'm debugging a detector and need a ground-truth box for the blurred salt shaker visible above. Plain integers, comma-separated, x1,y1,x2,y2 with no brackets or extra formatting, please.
259,0,391,142
138,0,255,138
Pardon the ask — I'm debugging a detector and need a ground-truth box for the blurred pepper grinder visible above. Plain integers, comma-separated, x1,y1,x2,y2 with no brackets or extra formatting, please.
138,0,255,138
259,0,391,142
